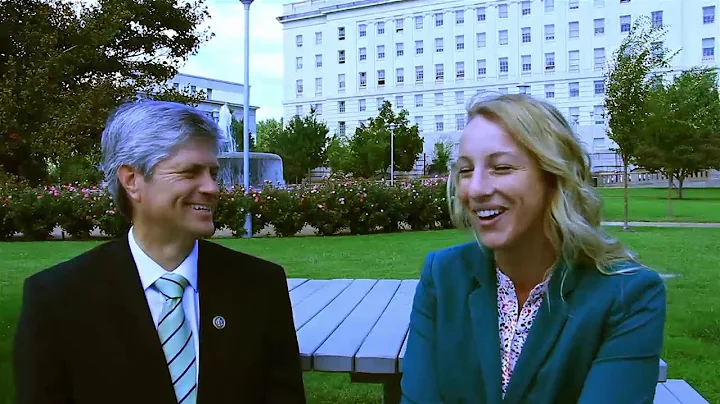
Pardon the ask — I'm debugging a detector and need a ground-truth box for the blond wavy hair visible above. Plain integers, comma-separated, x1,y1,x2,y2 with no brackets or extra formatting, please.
448,93,637,275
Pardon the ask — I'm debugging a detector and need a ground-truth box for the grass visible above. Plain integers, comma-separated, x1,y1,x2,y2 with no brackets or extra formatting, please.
596,187,720,222
1,227,719,403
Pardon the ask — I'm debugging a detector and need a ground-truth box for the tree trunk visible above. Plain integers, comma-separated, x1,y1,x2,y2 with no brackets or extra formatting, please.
623,161,630,231
677,175,685,199
666,173,673,218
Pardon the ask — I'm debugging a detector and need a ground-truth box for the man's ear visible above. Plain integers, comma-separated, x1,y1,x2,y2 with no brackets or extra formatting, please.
117,165,142,203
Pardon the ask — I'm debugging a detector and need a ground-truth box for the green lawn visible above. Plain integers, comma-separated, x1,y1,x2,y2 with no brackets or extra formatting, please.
1,228,719,403
596,187,720,222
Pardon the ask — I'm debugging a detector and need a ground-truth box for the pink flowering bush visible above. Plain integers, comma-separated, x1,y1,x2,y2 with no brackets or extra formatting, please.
0,176,452,240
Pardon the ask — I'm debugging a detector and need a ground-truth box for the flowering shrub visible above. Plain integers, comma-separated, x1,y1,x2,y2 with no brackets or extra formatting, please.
0,177,453,240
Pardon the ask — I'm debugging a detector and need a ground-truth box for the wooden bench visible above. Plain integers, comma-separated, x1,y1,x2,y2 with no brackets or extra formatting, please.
287,278,708,404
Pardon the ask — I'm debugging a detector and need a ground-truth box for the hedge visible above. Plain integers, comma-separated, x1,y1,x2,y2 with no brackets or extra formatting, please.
0,177,453,241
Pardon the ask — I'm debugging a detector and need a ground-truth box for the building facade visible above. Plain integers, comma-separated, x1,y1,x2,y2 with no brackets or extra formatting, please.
277,0,719,172
167,72,260,136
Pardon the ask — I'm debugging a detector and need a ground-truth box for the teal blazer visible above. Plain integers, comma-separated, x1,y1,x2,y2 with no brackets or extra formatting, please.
400,242,666,404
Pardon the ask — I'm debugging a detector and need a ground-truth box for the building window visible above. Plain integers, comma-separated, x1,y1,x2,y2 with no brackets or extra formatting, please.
499,30,508,45
545,24,555,40
359,47,366,61
593,106,605,124
415,66,424,82
296,57,303,70
456,114,465,131
569,21,579,39
396,43,404,57
545,84,555,98
415,94,423,107
594,80,605,95
415,15,423,29
620,15,631,33
359,72,367,88
377,22,385,35
315,77,322,95
477,32,487,48
377,45,385,59
295,79,303,96
651,11,663,27
499,57,509,74
338,27,345,40
703,6,715,24
206,88,212,99
359,24,366,37
545,0,554,13
594,48,606,70
338,121,346,136
456,35,465,50
395,95,404,108
545,52,555,72
314,103,322,115
594,18,605,35
569,0,579,10
315,32,321,45
521,1,531,15
522,27,531,43
435,92,443,106
338,74,345,91
477,7,486,21
434,13,443,27
435,115,444,132
498,3,508,18
338,101,346,113
435,64,444,81
315,54,322,67
377,70,386,86
396,68,404,84
435,37,444,52
338,50,345,64
569,50,580,72
521,55,531,73
456,10,464,24
703,38,715,62
376,97,384,111
415,116,423,132
396,18,404,32
359,99,366,111
455,91,464,104
456,62,465,79
296,35,303,47
415,40,424,54
296,105,302,116
569,82,579,97
477,59,486,77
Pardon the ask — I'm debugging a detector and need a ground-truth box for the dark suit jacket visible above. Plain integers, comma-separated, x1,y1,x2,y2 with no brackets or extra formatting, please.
13,235,306,404
401,242,666,404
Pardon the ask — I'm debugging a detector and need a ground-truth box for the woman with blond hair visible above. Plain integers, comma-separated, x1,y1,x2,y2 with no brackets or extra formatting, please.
400,93,666,404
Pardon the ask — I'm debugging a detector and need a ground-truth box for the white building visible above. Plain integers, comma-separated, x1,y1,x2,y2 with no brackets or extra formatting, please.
277,0,719,172
167,73,259,136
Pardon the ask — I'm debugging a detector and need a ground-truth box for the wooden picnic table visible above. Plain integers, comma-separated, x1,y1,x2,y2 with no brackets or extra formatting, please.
287,278,707,404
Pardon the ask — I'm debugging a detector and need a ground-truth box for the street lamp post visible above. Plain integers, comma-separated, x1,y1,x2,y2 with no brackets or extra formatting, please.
388,123,396,185
240,0,253,238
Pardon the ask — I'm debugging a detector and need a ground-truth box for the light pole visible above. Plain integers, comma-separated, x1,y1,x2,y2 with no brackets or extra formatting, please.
241,0,253,238
388,123,396,185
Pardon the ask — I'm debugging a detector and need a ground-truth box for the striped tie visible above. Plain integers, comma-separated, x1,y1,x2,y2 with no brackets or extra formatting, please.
154,272,197,404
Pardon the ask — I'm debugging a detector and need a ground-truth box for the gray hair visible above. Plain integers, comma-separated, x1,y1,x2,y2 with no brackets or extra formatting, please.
100,100,222,217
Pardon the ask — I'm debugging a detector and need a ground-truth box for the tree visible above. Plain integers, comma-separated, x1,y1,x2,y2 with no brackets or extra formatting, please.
326,135,354,175
0,0,212,183
604,15,677,230
280,112,330,183
230,117,256,151
255,118,285,153
428,139,454,175
635,67,720,211
347,101,424,178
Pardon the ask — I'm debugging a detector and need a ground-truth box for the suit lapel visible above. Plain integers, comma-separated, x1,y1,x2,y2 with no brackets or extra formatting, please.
502,260,580,404
466,245,504,404
103,236,177,402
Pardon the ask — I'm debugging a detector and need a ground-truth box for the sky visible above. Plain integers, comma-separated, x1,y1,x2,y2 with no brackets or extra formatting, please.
180,0,288,121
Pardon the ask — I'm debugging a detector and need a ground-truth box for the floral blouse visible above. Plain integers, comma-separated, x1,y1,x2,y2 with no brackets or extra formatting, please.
496,268,549,397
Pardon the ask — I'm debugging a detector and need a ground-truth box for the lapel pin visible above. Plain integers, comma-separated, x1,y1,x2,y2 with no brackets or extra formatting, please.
212,316,226,330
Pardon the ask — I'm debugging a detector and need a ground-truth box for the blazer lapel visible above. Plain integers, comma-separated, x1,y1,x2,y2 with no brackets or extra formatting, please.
466,245,504,404
103,236,177,402
502,260,580,404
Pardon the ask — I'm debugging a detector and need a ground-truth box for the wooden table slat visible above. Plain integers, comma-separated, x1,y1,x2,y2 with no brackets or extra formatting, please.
398,333,409,372
663,380,710,404
354,279,419,374
296,279,379,370
293,279,353,331
659,358,668,382
287,278,308,291
289,279,327,307
313,279,402,372
655,383,682,404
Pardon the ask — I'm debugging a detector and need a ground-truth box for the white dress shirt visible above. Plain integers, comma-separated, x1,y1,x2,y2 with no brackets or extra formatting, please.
127,227,200,381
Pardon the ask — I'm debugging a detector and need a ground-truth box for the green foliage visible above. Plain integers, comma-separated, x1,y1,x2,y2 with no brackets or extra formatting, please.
604,15,677,163
0,0,212,183
428,140,454,175
326,135,354,175
229,117,256,151
636,67,720,197
346,101,424,178
0,178,452,240
255,118,285,153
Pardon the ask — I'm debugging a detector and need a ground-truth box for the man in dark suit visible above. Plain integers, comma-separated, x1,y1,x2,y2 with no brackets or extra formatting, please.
13,101,306,404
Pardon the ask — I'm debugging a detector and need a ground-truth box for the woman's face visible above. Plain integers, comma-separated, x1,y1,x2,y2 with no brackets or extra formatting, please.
457,115,550,252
